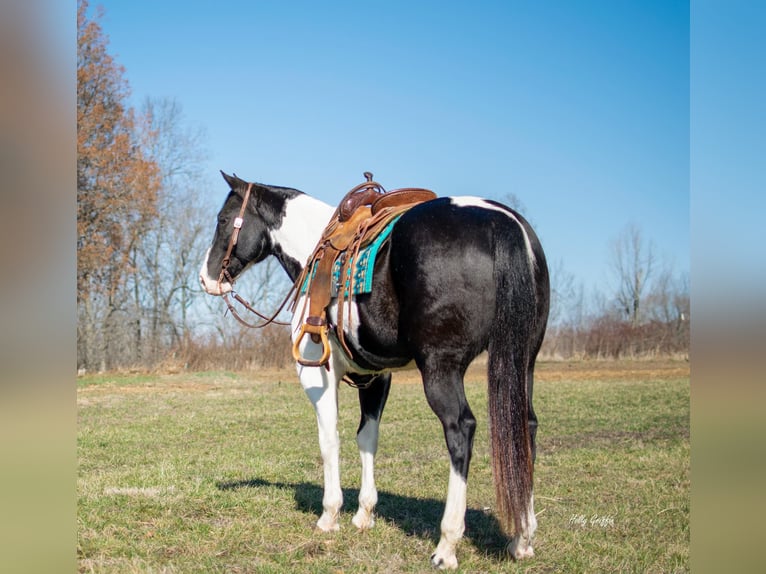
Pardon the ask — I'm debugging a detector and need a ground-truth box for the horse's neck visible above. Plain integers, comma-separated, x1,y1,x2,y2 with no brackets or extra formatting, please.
270,194,334,281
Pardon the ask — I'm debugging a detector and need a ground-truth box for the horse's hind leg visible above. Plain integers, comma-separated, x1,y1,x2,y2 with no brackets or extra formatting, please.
509,493,537,559
509,359,540,558
351,373,392,530
420,361,476,570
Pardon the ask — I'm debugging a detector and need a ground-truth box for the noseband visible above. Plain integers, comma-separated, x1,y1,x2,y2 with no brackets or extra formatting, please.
217,183,293,328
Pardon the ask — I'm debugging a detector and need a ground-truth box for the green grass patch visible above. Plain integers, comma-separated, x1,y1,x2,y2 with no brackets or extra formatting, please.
78,366,689,573
77,371,240,389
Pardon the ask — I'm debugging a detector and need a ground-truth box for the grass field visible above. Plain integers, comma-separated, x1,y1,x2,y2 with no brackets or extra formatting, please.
77,360,689,573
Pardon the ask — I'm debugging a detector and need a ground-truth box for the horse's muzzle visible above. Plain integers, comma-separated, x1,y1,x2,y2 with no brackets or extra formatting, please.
198,272,230,295
199,248,233,295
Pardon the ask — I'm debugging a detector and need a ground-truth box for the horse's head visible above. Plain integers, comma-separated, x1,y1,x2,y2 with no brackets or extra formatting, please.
199,172,275,295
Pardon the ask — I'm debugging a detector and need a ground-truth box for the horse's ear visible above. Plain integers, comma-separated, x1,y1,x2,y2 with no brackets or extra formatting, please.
220,170,247,192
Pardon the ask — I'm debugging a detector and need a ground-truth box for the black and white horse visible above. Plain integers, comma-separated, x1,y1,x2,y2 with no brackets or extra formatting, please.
199,172,549,569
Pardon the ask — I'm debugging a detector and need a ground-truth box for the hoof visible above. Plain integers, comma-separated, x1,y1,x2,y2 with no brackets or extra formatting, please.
508,536,534,560
316,512,340,532
430,551,458,570
351,509,375,530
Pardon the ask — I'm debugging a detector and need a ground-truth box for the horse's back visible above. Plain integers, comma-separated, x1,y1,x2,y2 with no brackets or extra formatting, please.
389,196,541,293
393,195,539,252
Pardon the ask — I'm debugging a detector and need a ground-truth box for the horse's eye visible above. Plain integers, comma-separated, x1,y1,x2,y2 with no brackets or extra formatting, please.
217,215,228,226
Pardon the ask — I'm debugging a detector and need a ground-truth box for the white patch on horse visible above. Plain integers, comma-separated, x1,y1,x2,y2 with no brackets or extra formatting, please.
431,463,467,569
291,294,348,531
352,415,380,530
198,247,232,295
294,371,343,526
272,194,334,268
448,196,537,272
325,298,384,375
293,293,382,532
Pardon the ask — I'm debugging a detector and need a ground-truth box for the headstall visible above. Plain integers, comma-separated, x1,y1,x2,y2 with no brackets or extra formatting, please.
217,183,293,328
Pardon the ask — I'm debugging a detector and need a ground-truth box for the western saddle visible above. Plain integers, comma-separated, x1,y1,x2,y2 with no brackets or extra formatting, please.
291,172,436,367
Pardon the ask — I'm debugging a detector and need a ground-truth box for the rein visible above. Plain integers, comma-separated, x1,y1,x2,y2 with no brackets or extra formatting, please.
217,183,292,328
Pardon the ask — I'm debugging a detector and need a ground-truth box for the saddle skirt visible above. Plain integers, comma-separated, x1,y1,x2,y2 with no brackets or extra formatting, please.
300,213,402,298
291,173,436,367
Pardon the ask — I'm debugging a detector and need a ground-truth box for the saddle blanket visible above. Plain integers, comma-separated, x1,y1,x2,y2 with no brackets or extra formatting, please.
302,215,402,298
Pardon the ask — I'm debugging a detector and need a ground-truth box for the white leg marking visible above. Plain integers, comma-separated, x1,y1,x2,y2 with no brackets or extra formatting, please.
299,361,343,532
508,493,537,560
352,416,380,530
293,304,346,532
431,464,467,570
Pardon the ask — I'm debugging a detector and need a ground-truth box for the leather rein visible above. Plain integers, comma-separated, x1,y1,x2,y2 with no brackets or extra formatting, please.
216,183,294,328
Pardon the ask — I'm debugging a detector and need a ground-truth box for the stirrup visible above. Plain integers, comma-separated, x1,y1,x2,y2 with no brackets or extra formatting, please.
291,318,332,367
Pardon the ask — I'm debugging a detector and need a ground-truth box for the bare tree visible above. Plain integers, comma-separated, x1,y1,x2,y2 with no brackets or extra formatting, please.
610,223,655,326
133,97,211,364
645,267,690,353
547,258,576,328
539,225,688,360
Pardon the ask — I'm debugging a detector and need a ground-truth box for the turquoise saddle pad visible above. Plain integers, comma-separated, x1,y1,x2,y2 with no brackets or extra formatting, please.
302,215,401,298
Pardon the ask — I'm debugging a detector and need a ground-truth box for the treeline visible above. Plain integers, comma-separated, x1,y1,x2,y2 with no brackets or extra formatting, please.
76,1,688,374
542,274,689,360
541,227,690,360
78,1,213,372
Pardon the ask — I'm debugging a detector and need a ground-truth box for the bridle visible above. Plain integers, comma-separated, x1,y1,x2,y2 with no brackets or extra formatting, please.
216,183,293,328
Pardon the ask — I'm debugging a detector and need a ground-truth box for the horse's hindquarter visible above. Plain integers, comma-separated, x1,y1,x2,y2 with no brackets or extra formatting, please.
347,198,538,371
391,200,503,357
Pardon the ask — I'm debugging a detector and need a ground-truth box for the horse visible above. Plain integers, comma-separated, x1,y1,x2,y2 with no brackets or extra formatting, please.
199,171,550,569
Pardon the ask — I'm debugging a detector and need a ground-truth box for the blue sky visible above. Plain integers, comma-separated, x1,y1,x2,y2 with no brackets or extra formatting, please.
92,0,690,297
691,0,766,299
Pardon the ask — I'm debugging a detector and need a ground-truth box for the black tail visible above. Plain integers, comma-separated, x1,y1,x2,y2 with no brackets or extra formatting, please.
487,233,539,537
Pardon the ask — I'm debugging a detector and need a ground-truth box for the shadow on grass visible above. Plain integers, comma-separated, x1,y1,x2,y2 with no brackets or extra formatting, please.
217,477,511,560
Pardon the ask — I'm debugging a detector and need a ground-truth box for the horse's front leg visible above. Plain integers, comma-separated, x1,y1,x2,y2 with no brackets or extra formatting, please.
298,362,343,532
350,373,392,530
